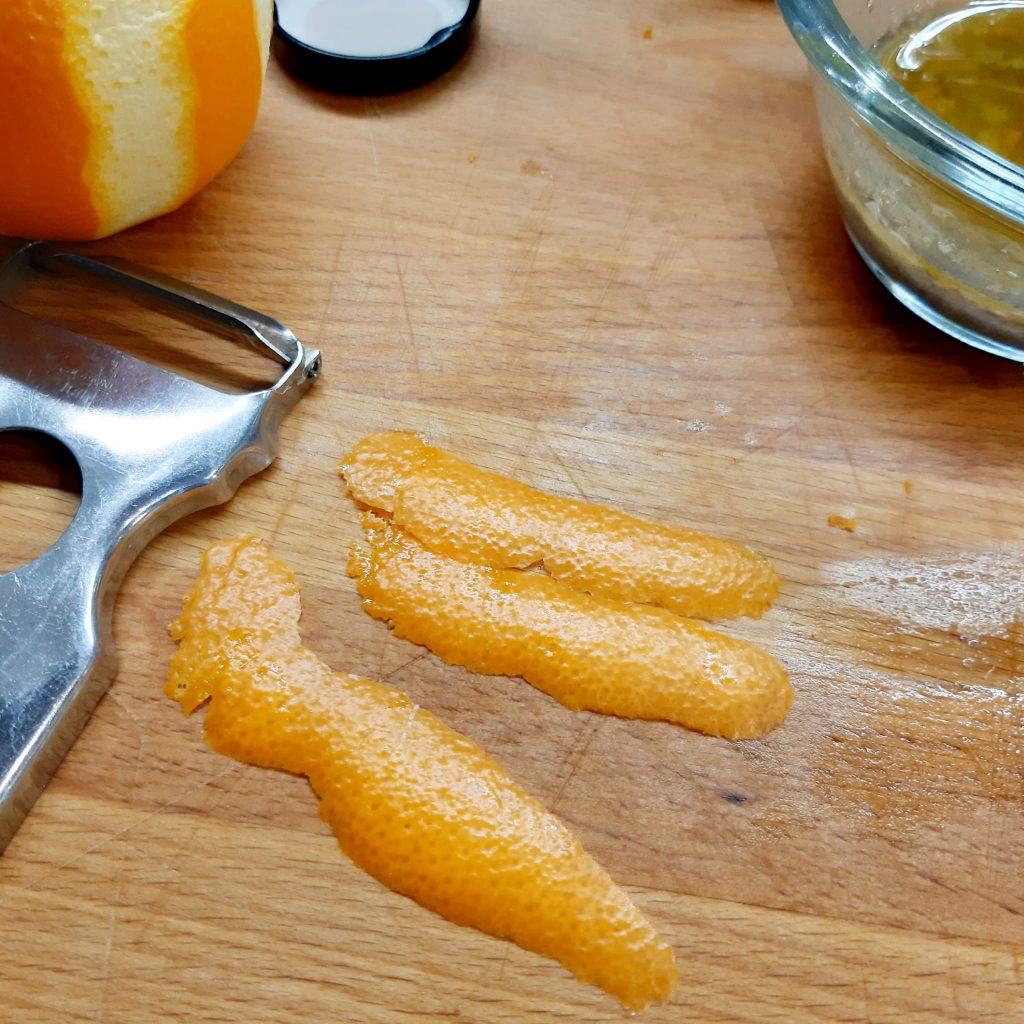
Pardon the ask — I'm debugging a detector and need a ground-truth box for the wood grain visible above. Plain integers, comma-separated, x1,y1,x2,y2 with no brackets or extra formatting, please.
3,0,1024,1019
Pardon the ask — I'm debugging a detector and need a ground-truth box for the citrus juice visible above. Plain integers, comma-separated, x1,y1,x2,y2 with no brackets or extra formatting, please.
876,1,1024,169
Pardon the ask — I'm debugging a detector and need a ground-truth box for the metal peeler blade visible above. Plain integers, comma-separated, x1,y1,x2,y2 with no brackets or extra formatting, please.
0,242,320,852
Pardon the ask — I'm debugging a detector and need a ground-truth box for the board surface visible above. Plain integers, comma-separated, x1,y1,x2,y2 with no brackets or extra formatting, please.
2,1,1023,1020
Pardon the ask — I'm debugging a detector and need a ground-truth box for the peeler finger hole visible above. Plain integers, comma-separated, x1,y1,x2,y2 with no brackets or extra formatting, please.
0,430,82,574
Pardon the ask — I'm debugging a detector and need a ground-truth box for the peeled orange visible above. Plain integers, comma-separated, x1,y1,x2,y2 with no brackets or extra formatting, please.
0,0,271,241
167,535,679,1010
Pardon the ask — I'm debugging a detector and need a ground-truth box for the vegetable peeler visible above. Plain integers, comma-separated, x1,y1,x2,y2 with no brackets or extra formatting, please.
0,242,320,851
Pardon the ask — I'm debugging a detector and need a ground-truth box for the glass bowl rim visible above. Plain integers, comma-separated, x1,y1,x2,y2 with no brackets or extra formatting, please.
776,0,1024,227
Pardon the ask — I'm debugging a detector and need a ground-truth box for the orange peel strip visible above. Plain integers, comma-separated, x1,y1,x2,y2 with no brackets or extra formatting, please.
339,431,781,621
349,515,793,740
166,535,678,1011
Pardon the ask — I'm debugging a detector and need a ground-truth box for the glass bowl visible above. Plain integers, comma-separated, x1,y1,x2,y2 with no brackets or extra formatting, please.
776,0,1024,361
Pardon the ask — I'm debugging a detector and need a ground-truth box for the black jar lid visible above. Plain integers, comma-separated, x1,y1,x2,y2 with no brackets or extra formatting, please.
272,0,480,94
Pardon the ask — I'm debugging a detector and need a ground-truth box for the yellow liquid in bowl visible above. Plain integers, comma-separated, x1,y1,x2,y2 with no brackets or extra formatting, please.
876,1,1024,169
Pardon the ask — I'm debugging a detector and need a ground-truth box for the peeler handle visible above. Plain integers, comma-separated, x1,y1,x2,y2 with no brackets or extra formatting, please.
0,246,319,852
0,421,266,852
0,535,114,848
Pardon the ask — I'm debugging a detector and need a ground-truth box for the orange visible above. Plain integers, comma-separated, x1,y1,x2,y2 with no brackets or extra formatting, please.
340,431,781,621
350,515,792,740
0,0,271,241
167,535,679,1011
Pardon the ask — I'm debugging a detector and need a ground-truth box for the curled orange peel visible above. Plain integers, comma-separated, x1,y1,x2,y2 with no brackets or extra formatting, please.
166,534,679,1011
349,515,793,740
339,431,781,621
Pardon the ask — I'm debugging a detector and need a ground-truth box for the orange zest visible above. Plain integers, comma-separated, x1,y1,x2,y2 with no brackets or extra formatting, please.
340,431,780,621
166,535,679,1011
349,515,793,740
827,514,857,533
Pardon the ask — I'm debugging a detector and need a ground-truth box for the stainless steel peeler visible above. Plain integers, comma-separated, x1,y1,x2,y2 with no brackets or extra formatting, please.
0,242,320,851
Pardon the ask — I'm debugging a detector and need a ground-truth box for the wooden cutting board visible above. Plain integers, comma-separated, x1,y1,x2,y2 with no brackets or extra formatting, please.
2,1,1023,1020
